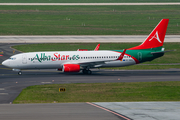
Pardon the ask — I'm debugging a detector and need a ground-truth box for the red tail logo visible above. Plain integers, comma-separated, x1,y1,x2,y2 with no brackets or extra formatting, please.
149,31,162,43
128,19,169,50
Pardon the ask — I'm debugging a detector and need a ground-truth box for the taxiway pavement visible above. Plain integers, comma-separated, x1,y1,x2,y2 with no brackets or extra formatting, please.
0,103,123,120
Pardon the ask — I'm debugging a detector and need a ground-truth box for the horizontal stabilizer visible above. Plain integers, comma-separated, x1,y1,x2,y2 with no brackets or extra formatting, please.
151,50,174,55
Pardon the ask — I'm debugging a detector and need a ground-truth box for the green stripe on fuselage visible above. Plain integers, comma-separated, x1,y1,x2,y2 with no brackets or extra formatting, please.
113,46,164,63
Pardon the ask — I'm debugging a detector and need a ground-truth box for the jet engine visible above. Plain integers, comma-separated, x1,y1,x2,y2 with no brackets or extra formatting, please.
63,64,80,72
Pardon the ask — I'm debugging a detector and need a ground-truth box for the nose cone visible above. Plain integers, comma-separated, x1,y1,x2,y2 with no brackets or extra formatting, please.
2,60,9,67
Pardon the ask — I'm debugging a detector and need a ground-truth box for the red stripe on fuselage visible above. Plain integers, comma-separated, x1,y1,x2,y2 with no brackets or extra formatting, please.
126,54,139,64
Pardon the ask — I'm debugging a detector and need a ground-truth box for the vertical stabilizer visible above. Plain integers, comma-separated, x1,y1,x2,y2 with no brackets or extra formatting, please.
128,19,169,50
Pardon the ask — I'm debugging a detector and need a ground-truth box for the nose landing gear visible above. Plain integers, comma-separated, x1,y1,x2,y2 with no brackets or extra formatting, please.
12,69,22,75
18,71,22,75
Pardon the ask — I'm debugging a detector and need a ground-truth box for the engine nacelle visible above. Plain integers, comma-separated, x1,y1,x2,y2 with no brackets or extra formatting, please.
63,64,80,72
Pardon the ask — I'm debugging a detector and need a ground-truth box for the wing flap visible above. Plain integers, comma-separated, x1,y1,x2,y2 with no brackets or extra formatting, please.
78,49,127,68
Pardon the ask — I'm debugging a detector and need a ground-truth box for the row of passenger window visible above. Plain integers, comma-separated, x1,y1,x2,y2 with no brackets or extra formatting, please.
80,55,132,59
28,55,132,61
80,56,118,59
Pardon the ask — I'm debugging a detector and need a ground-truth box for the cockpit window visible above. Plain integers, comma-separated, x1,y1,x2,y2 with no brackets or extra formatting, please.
9,57,16,60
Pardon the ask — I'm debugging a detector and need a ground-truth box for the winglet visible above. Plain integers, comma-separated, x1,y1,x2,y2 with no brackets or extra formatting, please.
94,44,100,51
117,49,127,60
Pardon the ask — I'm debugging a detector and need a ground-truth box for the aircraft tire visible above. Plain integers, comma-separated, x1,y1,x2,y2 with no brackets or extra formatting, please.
18,71,22,75
82,69,92,75
87,70,92,75
82,69,87,74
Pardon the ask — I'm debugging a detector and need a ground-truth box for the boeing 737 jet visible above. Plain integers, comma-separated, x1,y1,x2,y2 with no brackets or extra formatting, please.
2,19,169,75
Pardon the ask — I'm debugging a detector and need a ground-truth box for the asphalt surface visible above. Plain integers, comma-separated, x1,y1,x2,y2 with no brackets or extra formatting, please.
0,43,22,61
0,35,180,43
0,103,126,120
1,43,180,120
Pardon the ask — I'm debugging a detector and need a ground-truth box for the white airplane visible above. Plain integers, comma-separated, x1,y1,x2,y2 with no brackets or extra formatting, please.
2,19,169,75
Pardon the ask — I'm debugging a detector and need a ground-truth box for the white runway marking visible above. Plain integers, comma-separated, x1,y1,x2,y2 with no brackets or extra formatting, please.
0,93,8,95
41,82,52,84
0,3,180,5
0,35,179,43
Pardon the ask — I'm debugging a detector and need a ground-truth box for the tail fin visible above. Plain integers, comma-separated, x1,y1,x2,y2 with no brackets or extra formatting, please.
128,19,169,50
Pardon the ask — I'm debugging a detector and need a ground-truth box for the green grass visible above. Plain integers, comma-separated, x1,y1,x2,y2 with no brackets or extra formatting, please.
13,81,180,103
0,0,180,3
0,5,180,35
12,42,180,64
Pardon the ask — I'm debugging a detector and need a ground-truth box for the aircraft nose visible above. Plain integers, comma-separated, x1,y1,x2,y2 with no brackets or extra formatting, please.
2,60,9,67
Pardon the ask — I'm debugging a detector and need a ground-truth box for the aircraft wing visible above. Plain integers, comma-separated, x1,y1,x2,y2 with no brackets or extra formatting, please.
78,61,105,68
77,44,100,51
77,49,127,68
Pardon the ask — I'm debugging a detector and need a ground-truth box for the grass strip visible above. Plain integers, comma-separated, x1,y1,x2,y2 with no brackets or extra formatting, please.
13,81,180,104
0,5,180,35
0,0,180,3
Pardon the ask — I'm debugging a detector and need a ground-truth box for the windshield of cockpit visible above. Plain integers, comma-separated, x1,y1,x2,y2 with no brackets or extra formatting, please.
9,57,16,60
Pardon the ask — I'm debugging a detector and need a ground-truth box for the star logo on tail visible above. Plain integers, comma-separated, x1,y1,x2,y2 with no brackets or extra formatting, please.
149,31,162,43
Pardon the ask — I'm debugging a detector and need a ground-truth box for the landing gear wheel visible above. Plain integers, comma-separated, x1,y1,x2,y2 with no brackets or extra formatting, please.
82,69,92,75
18,71,22,75
87,70,92,75
82,69,87,74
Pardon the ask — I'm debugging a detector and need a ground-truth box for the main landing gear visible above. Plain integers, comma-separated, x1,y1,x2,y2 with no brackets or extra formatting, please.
82,69,92,75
